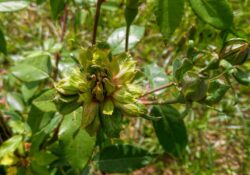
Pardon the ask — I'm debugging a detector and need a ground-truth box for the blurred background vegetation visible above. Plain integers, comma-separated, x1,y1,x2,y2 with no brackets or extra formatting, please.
0,0,250,174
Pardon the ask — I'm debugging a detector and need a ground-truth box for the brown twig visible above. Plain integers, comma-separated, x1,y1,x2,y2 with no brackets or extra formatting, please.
54,6,68,80
141,82,175,97
92,0,105,45
141,99,179,106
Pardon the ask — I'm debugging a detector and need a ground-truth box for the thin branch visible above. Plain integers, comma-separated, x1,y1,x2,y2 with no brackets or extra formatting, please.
141,99,179,105
125,25,130,52
53,6,68,80
92,0,105,45
141,82,175,97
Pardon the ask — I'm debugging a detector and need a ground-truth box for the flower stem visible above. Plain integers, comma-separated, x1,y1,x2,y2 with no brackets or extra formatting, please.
92,0,105,45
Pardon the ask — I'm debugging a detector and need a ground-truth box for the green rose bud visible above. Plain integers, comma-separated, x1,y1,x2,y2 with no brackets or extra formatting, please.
113,88,134,104
219,38,249,65
181,72,208,102
115,101,147,117
92,82,104,102
103,78,115,95
81,102,99,128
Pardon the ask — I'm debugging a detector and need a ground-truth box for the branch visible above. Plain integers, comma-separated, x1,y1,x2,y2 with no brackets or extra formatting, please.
141,82,175,97
141,99,179,105
92,0,105,45
53,6,68,80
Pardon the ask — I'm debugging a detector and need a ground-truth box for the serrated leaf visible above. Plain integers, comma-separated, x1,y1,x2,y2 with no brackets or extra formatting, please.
0,1,29,12
97,144,152,173
189,0,233,30
152,105,187,157
156,0,184,40
108,25,145,55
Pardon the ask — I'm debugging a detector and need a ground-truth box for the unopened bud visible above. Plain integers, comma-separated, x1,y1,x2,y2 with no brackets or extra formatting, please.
103,78,115,95
92,82,104,101
220,38,249,65
81,102,99,128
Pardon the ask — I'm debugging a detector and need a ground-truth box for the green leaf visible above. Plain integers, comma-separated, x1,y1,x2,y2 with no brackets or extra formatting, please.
55,99,81,115
156,0,184,40
108,25,145,55
0,29,6,54
6,92,25,112
59,108,96,170
50,0,66,19
21,82,40,103
205,80,229,104
233,68,250,86
152,105,188,157
100,108,122,138
0,1,29,12
173,58,193,82
0,135,22,158
27,105,55,134
97,144,152,173
11,54,52,82
189,0,233,30
144,63,168,93
33,89,57,112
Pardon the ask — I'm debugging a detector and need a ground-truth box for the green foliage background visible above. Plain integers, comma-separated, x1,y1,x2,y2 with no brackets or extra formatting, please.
0,0,250,174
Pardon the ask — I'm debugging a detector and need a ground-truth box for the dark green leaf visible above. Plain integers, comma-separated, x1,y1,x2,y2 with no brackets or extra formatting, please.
108,25,145,55
173,58,193,82
125,0,139,27
0,1,30,12
233,68,250,86
50,0,67,19
189,0,233,30
0,29,6,54
100,108,122,138
152,105,188,157
97,144,152,173
27,105,55,134
156,0,184,39
205,80,229,104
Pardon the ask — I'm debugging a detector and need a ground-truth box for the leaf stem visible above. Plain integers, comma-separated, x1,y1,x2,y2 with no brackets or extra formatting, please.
92,0,105,45
141,82,175,97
